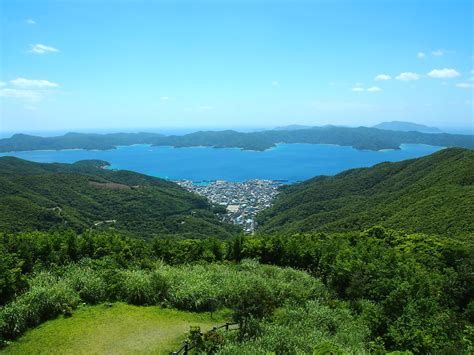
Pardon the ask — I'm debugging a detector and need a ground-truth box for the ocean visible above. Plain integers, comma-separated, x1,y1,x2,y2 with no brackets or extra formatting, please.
0,143,444,182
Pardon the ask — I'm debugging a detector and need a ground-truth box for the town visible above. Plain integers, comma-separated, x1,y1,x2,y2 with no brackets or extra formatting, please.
175,179,283,233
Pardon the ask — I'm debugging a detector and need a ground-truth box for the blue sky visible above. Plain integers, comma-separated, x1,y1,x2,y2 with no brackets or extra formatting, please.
0,0,473,133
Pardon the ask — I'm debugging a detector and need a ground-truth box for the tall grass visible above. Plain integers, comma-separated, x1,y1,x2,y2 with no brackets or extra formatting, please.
0,259,324,344
215,300,369,354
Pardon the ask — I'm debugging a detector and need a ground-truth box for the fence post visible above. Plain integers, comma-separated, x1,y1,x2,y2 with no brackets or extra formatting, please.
225,322,229,331
183,340,189,355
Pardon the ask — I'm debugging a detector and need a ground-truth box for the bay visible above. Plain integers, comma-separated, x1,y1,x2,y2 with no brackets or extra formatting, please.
0,143,443,182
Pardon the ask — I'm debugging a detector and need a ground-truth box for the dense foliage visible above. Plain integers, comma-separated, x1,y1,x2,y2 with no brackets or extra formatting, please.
0,157,240,238
1,126,472,153
1,228,472,353
373,121,442,133
0,132,163,152
258,148,474,235
151,126,474,151
0,257,334,348
0,149,473,353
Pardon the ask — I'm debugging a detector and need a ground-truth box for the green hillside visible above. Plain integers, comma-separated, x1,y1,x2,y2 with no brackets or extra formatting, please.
0,157,239,238
257,148,474,235
150,126,474,151
1,126,473,153
0,132,163,152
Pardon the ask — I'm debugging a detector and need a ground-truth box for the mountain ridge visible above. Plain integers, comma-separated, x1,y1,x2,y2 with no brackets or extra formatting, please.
373,121,442,133
256,147,474,235
1,126,473,153
0,157,239,238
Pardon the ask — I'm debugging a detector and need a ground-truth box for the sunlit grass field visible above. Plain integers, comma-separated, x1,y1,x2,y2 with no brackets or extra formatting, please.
2,303,228,354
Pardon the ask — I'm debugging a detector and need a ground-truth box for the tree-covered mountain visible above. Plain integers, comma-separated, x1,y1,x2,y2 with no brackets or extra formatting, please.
373,121,442,133
151,126,473,151
1,126,473,153
0,157,239,238
257,148,474,235
0,132,164,152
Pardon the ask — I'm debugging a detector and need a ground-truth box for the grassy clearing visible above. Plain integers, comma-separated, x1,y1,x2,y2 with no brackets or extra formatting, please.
2,303,228,355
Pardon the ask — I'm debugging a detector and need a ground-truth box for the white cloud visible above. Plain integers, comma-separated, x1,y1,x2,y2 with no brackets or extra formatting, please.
375,74,391,81
28,44,59,54
351,87,365,92
0,81,6,87
395,72,420,81
10,78,59,88
427,68,460,79
432,49,444,56
160,96,174,101
469,77,474,81
455,83,474,89
417,52,426,59
0,88,43,101
471,70,474,74
271,80,280,86
367,86,382,92
26,19,36,25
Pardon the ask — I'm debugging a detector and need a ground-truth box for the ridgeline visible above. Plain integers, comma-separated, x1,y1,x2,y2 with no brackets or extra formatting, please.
1,126,473,153
257,148,474,235
0,157,239,238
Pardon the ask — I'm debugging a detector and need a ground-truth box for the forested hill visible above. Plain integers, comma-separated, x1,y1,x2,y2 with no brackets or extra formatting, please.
1,126,473,152
372,121,442,133
151,126,474,151
257,148,474,235
0,132,163,152
0,157,239,238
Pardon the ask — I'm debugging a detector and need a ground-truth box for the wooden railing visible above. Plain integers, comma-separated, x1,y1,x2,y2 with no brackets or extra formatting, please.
171,322,239,355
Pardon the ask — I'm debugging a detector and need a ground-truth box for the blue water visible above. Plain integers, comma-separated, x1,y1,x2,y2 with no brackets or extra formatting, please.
0,144,443,182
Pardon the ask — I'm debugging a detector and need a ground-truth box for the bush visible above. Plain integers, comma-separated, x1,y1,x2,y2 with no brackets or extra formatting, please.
64,265,107,304
117,270,157,305
230,280,277,322
216,300,369,354
0,280,79,341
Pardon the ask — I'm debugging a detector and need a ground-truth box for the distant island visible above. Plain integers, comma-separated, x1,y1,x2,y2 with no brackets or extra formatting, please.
0,132,164,153
1,126,473,153
150,126,473,151
373,121,442,133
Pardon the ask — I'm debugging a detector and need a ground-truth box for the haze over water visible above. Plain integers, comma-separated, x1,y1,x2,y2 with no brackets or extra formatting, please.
0,143,443,182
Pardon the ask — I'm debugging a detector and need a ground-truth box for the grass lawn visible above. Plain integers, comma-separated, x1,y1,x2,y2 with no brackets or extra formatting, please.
2,303,229,354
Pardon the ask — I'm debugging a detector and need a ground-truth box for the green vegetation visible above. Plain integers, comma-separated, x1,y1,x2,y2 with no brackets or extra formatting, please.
151,126,474,151
2,303,226,354
1,126,472,153
0,149,473,353
258,148,474,235
1,226,472,353
0,132,163,152
373,121,442,133
0,157,240,238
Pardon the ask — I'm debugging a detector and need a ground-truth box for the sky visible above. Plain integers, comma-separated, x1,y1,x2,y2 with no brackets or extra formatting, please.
0,0,473,134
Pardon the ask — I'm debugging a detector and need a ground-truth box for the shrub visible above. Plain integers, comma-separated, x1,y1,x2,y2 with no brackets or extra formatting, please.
64,265,106,304
216,300,368,354
117,269,156,305
0,302,29,340
230,279,277,322
0,281,79,341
